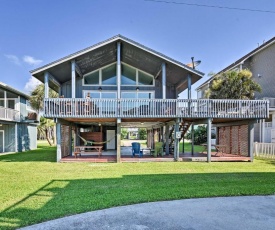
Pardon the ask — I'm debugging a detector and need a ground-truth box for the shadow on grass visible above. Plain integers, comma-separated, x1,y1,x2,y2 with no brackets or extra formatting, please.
1,172,275,229
0,145,56,163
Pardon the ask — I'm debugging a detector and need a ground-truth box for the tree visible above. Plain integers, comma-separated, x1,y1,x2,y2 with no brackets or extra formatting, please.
205,69,261,99
186,126,207,145
37,117,55,146
30,84,58,146
138,128,147,140
29,84,58,112
121,128,128,140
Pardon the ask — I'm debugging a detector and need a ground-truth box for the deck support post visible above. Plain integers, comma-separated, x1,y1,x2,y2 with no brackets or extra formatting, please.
117,42,121,99
71,60,76,98
56,121,61,162
69,125,72,156
165,124,169,155
187,74,191,114
191,123,194,156
117,120,121,163
248,122,254,162
174,118,180,161
207,118,212,162
262,119,265,142
162,63,166,99
44,72,49,98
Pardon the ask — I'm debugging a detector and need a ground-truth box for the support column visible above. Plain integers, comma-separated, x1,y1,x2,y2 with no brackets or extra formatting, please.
174,119,180,161
207,118,212,162
71,60,76,98
69,125,72,156
248,122,254,161
15,123,18,152
191,123,194,156
44,72,49,98
56,122,61,162
117,42,121,99
165,124,169,155
262,119,265,143
162,63,166,99
117,120,121,163
187,74,191,99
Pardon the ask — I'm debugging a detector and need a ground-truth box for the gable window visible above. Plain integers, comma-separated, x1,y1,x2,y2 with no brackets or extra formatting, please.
121,63,154,86
83,91,117,99
83,63,117,86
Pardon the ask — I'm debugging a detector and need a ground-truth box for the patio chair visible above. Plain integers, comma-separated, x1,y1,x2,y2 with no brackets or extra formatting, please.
131,142,142,157
154,142,164,157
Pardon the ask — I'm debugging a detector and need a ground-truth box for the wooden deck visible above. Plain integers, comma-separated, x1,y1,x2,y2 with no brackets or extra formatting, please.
60,152,251,163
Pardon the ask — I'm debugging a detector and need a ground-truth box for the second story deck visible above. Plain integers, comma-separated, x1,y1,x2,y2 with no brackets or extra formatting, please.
44,98,269,120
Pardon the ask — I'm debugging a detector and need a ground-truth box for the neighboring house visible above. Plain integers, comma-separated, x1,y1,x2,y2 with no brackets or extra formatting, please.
30,35,268,162
196,36,275,143
0,82,38,153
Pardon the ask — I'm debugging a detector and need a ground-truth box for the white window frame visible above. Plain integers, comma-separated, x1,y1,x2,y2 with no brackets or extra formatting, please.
121,90,155,99
121,62,155,87
82,62,117,86
82,90,117,99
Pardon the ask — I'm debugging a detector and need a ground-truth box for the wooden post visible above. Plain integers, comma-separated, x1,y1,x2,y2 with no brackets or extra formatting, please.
69,125,72,156
174,119,180,161
56,122,61,162
162,63,166,99
248,122,254,161
117,120,121,163
71,60,76,98
44,72,49,98
207,118,212,162
191,123,194,156
165,124,169,155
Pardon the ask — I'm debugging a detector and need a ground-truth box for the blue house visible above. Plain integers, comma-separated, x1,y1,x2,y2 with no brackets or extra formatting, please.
0,82,38,153
30,35,268,162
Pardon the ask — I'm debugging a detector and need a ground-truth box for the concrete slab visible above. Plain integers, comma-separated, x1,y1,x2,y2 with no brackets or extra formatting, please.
20,195,275,230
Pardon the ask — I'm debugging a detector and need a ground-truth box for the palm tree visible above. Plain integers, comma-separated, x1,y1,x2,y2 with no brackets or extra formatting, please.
30,84,58,146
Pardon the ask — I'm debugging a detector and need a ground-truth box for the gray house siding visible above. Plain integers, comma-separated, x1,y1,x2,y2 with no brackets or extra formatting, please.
28,125,37,150
20,96,28,120
248,43,275,99
0,124,16,152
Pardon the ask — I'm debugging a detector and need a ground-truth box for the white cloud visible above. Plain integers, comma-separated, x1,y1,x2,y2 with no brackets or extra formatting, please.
23,55,43,66
24,77,41,93
5,54,21,65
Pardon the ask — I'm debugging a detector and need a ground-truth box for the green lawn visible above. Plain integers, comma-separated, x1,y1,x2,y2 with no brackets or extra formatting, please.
0,141,275,229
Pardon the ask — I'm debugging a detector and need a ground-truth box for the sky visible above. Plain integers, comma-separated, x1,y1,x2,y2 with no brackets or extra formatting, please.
0,0,275,98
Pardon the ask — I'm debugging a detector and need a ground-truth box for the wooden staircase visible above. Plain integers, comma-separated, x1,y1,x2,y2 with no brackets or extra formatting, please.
168,120,191,154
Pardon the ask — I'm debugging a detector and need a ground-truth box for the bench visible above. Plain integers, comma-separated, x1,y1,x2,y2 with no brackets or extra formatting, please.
74,146,103,158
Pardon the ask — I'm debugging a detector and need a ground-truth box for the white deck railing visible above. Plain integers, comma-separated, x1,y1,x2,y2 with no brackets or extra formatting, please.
0,106,20,121
263,97,275,108
254,142,275,159
44,98,269,119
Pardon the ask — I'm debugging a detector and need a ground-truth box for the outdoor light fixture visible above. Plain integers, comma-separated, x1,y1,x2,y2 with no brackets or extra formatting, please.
136,87,139,91
98,87,102,91
258,74,262,78
99,123,101,126
141,122,144,125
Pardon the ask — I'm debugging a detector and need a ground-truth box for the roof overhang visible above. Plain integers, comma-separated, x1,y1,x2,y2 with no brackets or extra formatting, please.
31,35,204,93
0,82,30,99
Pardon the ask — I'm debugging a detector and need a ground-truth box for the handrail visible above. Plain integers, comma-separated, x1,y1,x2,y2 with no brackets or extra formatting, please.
43,98,269,119
0,106,20,121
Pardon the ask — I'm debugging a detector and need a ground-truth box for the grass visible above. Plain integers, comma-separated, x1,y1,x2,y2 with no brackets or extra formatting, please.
0,141,275,229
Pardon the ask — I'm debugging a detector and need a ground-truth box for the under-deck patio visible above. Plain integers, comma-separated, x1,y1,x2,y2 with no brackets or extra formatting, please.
60,147,251,163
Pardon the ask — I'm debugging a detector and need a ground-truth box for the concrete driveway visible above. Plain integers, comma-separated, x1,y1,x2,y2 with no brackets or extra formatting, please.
20,195,275,230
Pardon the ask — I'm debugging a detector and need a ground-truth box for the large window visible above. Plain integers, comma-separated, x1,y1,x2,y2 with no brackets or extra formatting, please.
83,91,117,99
121,63,154,86
121,91,154,99
83,62,154,86
83,63,117,86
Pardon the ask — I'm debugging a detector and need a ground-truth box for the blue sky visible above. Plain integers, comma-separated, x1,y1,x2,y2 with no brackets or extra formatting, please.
0,0,275,98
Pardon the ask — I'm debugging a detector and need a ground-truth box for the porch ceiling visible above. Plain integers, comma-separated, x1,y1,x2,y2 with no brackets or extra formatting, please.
31,35,204,93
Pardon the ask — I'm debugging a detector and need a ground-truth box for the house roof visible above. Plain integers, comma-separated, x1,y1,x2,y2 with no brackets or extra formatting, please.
196,36,275,91
30,35,204,93
0,82,30,99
